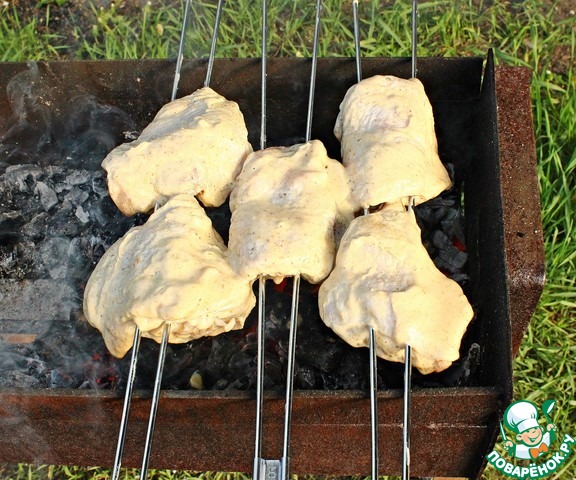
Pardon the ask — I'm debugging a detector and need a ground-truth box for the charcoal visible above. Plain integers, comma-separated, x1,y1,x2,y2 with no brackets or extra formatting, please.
296,365,319,389
4,164,43,192
47,208,81,237
431,229,450,250
228,346,256,383
74,205,90,224
21,212,50,239
66,237,92,280
88,196,118,227
441,208,466,245
297,332,345,373
35,181,59,212
91,172,109,197
0,211,24,241
434,248,468,274
65,170,91,186
38,237,71,279
50,368,76,388
64,186,90,206
0,246,18,274
321,349,369,390
214,378,229,390
204,335,242,385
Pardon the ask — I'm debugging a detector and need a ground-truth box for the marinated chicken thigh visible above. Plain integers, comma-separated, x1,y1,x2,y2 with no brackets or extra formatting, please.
335,75,452,209
102,87,253,215
229,139,355,284
83,194,255,358
318,202,474,374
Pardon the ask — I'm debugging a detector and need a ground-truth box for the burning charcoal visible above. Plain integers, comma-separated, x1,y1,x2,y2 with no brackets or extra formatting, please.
34,181,59,212
50,368,76,388
4,164,43,192
441,207,466,246
434,248,468,274
431,229,450,250
431,229,468,273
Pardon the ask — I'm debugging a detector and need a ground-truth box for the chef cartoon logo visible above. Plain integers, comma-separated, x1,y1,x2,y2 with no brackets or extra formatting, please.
486,399,575,479
503,399,557,460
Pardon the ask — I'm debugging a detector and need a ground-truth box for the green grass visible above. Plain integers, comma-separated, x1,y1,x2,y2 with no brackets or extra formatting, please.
0,0,574,479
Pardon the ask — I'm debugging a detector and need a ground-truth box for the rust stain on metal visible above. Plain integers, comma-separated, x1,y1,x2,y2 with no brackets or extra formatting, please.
495,66,546,356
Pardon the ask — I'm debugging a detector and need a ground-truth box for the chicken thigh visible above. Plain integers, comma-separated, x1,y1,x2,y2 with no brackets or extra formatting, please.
228,139,355,284
318,202,473,374
102,87,253,215
334,75,452,209
83,194,256,358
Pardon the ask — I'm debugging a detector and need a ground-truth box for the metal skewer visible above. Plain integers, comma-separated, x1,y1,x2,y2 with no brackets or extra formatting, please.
253,1,269,477
403,2,419,479
253,3,322,480
111,1,225,477
352,2,379,478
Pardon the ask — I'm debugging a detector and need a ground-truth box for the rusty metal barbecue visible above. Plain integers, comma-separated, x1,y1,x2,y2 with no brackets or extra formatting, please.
0,1,545,478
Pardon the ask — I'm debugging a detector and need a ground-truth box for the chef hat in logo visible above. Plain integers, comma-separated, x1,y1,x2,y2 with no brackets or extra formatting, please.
504,400,540,434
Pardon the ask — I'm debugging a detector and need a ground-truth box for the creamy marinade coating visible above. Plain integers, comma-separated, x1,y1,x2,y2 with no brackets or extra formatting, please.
83,194,256,358
228,139,355,284
102,87,253,215
318,202,474,375
334,75,452,208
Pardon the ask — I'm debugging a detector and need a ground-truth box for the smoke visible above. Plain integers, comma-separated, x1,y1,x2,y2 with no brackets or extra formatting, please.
0,62,143,391
0,62,136,169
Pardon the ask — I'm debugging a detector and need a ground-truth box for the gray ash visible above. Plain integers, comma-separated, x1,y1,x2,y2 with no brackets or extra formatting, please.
0,164,144,281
